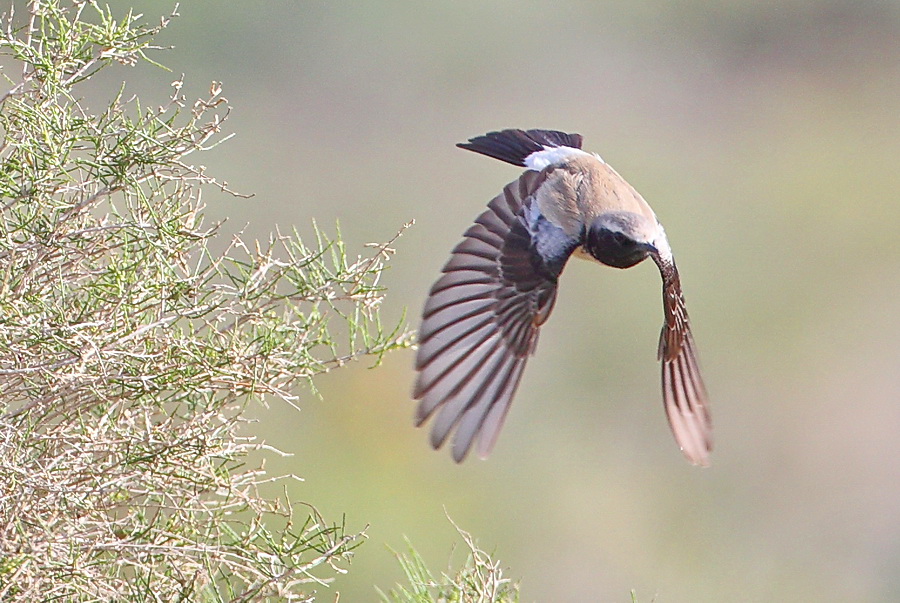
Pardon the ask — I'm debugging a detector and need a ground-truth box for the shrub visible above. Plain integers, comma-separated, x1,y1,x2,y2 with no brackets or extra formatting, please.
0,2,409,600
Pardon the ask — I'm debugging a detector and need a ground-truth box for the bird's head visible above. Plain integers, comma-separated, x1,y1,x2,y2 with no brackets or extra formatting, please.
585,212,660,269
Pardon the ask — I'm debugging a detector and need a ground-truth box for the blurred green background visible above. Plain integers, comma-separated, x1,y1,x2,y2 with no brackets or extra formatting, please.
104,1,900,600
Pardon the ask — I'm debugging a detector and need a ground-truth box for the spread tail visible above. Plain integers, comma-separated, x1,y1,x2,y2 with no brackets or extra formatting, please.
457,128,583,167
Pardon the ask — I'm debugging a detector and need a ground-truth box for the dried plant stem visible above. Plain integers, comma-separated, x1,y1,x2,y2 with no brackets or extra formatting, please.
0,2,411,600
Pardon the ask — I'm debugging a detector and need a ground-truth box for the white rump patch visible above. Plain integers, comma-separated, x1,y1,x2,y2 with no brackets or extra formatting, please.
523,145,602,171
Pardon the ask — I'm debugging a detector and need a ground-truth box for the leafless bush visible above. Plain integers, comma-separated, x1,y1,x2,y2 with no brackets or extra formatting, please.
0,2,410,600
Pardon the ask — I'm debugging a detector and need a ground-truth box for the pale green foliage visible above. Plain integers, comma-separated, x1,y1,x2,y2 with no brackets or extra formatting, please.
0,1,409,600
378,520,520,603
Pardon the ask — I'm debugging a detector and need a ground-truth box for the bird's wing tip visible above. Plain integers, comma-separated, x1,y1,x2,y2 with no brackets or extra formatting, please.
685,449,712,467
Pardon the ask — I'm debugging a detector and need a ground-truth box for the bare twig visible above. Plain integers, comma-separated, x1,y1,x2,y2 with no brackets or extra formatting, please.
0,2,410,601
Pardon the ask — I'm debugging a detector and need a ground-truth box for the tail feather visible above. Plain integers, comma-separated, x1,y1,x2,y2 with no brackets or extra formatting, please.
457,129,583,167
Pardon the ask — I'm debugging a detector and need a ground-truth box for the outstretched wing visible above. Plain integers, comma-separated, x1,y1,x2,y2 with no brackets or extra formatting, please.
414,170,579,462
655,255,713,466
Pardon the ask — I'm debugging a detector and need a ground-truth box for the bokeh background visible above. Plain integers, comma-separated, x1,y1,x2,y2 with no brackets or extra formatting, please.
102,1,899,600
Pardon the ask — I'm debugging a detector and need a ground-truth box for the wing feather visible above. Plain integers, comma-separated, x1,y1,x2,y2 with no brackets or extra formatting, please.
655,256,713,466
414,170,578,461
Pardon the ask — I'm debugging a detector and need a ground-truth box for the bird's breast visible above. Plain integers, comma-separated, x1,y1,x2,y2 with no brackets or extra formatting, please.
572,246,595,262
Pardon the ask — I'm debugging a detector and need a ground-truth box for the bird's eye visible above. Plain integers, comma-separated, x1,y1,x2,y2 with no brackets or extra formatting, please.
613,231,631,246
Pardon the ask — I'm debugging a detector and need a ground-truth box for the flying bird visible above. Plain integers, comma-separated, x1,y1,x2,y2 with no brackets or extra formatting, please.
413,129,711,465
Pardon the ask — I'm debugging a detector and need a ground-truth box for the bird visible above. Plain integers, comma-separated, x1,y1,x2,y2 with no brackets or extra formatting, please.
412,128,711,466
